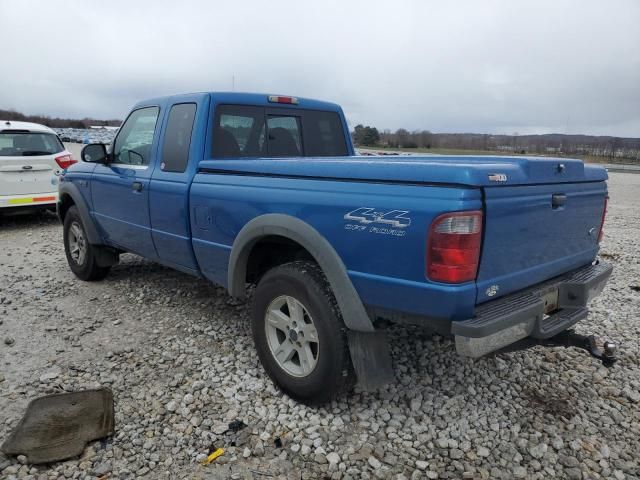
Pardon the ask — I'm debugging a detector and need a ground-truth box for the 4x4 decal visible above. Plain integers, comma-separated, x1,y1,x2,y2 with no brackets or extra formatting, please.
343,208,412,228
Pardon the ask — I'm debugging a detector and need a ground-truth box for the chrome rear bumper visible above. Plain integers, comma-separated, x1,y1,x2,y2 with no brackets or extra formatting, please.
453,261,613,358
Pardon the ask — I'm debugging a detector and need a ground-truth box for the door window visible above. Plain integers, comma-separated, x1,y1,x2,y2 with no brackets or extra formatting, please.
161,103,196,172
112,107,160,166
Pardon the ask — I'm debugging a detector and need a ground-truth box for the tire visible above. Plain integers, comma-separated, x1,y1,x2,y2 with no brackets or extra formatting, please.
251,261,355,405
63,206,111,281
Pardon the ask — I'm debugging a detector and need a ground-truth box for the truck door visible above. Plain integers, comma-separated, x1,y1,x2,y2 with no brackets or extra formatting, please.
149,97,202,272
91,106,160,256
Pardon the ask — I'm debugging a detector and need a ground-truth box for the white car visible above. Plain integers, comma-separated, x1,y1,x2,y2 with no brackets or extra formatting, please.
0,120,75,211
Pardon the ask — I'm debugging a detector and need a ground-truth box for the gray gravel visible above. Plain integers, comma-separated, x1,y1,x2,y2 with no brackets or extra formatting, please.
1,172,639,480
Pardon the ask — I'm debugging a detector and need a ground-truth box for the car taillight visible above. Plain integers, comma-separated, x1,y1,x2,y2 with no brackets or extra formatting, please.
427,210,483,283
598,196,608,243
55,154,77,170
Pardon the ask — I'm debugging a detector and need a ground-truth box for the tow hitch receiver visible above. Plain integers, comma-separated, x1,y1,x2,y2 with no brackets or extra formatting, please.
541,330,618,367
499,330,618,367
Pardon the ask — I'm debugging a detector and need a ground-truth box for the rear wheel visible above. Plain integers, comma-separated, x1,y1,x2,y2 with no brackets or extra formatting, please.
63,206,110,281
251,261,355,405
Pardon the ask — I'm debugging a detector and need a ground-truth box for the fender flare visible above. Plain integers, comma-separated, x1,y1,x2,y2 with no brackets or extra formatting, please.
57,182,103,245
227,214,374,332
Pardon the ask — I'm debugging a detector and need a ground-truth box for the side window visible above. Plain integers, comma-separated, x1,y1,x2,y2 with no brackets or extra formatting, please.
301,110,348,156
213,105,264,158
266,116,302,157
161,103,196,172
112,106,160,166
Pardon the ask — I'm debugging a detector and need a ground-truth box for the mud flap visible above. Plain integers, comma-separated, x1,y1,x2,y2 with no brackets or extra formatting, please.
347,331,395,391
94,246,119,267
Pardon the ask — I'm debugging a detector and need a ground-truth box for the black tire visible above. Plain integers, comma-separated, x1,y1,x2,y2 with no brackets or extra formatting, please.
63,206,111,281
251,261,355,405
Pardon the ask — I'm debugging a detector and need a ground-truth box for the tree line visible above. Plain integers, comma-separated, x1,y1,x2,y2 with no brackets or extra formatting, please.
352,124,640,162
0,108,121,129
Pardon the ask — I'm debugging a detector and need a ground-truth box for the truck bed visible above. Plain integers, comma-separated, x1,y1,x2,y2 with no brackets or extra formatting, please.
198,154,607,186
191,153,608,325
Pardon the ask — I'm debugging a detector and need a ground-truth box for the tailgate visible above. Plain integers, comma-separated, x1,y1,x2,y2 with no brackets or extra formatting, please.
0,157,57,196
476,181,607,303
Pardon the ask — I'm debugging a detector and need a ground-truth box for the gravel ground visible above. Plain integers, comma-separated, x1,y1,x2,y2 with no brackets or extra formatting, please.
1,172,639,480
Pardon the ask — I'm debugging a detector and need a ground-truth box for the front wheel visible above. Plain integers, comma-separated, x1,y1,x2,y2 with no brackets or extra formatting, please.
251,261,355,405
63,206,111,281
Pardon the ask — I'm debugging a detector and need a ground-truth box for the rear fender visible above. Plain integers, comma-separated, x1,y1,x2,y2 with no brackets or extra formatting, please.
228,214,374,332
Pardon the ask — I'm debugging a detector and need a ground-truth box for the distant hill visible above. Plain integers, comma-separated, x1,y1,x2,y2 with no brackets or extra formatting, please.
353,124,640,162
0,108,121,129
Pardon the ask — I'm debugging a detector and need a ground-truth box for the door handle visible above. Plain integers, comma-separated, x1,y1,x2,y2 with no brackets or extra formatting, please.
552,193,566,209
132,181,143,192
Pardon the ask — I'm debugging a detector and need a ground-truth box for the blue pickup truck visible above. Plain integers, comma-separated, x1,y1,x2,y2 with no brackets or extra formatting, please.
57,92,613,404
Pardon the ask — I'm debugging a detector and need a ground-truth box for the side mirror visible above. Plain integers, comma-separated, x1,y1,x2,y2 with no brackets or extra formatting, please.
81,143,108,164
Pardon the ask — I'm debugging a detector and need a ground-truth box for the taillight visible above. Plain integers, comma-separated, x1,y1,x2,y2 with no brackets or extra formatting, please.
427,210,483,283
55,154,77,170
598,196,608,243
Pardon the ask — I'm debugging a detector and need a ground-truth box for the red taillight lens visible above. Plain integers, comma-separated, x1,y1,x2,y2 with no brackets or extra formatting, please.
427,210,483,283
598,196,608,243
55,154,77,170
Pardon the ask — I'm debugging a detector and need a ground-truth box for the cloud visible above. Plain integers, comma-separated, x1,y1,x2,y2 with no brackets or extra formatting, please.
1,0,638,136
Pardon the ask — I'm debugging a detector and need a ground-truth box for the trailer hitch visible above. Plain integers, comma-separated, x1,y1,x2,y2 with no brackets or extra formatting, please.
497,330,618,367
538,330,618,367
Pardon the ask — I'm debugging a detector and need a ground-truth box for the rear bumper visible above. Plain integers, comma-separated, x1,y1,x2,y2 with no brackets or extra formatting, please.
453,261,613,358
0,192,58,208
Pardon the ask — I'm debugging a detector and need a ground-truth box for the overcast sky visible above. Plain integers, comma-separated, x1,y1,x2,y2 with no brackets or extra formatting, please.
1,0,639,137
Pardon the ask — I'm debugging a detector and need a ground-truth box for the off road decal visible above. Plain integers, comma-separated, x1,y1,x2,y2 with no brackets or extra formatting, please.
343,207,411,237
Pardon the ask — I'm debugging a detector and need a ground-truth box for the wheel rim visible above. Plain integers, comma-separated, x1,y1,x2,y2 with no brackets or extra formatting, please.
265,295,320,377
68,221,87,266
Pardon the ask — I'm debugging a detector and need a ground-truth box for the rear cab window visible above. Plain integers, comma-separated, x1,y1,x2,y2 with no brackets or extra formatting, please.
266,115,302,156
213,105,265,158
0,131,64,157
212,105,347,158
302,110,348,156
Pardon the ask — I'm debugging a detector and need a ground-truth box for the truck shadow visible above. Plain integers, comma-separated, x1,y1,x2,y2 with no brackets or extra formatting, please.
0,209,58,231
99,254,589,420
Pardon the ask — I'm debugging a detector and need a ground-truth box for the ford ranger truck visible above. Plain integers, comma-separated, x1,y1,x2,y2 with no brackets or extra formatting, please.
57,92,613,405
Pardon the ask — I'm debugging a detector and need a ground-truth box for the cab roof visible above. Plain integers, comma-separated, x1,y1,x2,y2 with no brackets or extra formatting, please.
133,92,343,113
0,120,57,134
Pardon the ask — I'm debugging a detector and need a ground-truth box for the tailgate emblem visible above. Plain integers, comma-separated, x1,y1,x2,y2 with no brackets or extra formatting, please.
22,165,33,170
488,173,507,182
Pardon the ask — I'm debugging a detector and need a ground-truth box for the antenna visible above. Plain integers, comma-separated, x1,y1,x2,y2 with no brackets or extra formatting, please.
232,75,235,92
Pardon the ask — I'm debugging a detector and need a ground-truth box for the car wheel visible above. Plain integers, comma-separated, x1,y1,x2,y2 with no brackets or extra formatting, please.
251,261,355,405
63,206,110,281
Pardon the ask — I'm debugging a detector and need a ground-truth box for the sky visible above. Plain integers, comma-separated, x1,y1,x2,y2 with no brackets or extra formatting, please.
1,0,639,137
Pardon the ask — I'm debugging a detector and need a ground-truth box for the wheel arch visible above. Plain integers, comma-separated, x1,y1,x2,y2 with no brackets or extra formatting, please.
228,214,374,332
57,182,102,245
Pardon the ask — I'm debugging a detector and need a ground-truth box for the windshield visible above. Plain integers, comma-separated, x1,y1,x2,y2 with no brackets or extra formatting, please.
0,131,64,157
